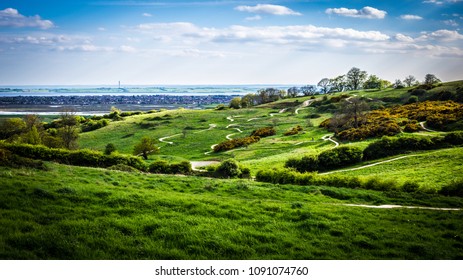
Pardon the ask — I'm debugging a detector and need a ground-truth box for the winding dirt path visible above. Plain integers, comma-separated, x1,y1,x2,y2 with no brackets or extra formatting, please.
159,133,182,145
320,155,418,175
295,99,314,114
338,203,461,211
322,134,339,147
419,121,437,132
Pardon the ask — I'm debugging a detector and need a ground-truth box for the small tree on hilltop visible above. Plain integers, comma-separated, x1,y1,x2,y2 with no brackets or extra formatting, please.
317,78,331,94
346,67,367,90
424,74,441,85
403,75,417,87
133,137,159,160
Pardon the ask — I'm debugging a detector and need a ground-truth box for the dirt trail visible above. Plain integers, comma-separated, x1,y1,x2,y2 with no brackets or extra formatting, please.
419,121,437,132
295,99,314,114
320,155,418,175
159,134,181,145
338,203,461,211
322,134,339,147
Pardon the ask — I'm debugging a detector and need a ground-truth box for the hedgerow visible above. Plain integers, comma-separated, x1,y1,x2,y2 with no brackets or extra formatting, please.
285,146,363,172
0,143,146,171
250,127,276,138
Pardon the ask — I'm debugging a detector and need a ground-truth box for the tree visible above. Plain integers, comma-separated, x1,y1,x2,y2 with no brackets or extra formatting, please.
133,137,159,160
424,74,441,85
58,109,79,150
341,97,369,128
104,143,116,155
317,78,331,94
241,94,256,108
287,87,300,98
403,75,417,87
229,97,241,109
346,67,367,90
329,75,346,93
393,79,404,89
0,118,26,139
363,75,382,89
23,125,41,145
300,85,317,96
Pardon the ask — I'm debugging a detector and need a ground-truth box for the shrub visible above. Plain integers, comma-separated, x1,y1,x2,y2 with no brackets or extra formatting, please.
148,161,170,173
215,159,241,178
306,113,322,119
444,131,463,145
363,135,441,160
284,125,303,136
402,181,420,193
318,146,363,171
403,123,420,133
407,95,419,104
285,155,319,173
170,161,192,174
214,136,260,152
250,127,276,138
0,143,146,171
439,179,463,197
104,143,117,155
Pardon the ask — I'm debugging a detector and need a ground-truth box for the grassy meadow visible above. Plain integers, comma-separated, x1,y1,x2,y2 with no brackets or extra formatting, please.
1,163,463,259
2,81,463,260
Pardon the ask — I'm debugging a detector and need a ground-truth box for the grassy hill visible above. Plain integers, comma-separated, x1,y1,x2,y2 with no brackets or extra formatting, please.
1,162,462,259
2,80,463,259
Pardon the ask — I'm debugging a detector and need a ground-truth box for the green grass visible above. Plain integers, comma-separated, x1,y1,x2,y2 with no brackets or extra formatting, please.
320,148,463,191
1,163,463,259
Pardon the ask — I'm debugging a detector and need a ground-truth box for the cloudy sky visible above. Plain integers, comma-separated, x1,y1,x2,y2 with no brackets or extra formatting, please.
0,0,462,85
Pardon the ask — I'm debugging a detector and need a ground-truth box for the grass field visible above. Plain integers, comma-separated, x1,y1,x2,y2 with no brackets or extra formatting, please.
1,163,462,259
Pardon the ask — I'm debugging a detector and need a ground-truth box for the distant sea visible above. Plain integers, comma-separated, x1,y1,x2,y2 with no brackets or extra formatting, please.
0,85,293,97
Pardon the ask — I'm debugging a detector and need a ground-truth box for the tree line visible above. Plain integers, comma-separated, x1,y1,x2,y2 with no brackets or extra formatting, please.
228,67,441,109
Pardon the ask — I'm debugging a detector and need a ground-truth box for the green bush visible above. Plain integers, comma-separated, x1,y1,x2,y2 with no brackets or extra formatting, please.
215,159,241,178
108,164,140,173
363,135,442,161
214,136,260,152
402,181,420,193
104,143,117,155
439,179,463,197
148,161,170,173
0,143,146,171
148,160,192,174
444,131,463,145
318,146,363,171
250,127,276,138
285,155,319,173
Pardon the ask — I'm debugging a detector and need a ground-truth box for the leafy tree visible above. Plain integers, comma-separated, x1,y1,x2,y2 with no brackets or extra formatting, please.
287,87,300,98
229,97,242,109
403,75,417,87
329,75,346,93
424,74,441,85
300,85,317,96
241,93,256,108
24,126,41,145
346,67,367,90
363,75,382,89
133,137,159,160
393,79,404,88
58,109,79,150
0,118,26,139
104,143,117,155
317,78,331,94
341,97,370,128
215,159,241,178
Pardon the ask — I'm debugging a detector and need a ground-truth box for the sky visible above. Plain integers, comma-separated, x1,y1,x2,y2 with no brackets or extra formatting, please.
0,0,462,85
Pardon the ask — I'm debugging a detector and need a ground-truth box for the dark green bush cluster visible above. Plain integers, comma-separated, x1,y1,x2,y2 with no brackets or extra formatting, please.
363,135,440,160
444,131,463,145
256,168,422,193
284,125,303,136
439,179,463,197
214,136,260,152
81,119,109,132
0,148,48,170
148,160,192,175
210,159,250,179
1,143,146,171
285,146,363,172
250,127,276,138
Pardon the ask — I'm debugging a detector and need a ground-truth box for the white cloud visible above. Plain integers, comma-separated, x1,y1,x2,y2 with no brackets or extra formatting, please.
424,0,462,4
98,27,106,31
120,45,137,53
417,29,463,41
401,14,423,20
245,15,262,21
55,44,114,52
0,8,54,29
443,20,459,26
395,33,415,42
142,13,152,17
325,6,387,19
235,4,301,16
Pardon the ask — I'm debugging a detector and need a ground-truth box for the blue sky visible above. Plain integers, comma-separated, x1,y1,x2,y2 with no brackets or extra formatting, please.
0,0,462,85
